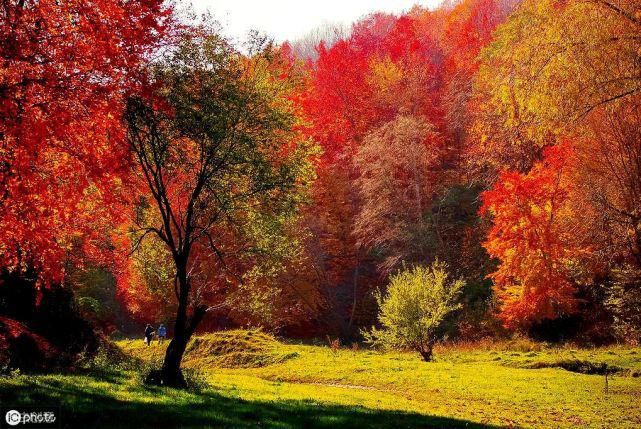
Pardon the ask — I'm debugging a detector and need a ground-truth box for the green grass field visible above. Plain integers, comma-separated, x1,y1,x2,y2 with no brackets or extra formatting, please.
1,331,640,428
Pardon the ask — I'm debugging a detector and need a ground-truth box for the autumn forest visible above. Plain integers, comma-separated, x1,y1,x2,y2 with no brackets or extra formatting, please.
1,0,641,427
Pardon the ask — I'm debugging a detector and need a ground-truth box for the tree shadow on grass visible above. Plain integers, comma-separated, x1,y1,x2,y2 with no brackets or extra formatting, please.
0,374,505,429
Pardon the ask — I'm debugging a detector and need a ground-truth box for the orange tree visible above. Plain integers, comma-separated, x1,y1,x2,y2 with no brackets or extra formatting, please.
480,143,586,329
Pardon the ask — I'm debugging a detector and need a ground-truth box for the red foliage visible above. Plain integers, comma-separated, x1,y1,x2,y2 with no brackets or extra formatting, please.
293,3,513,333
0,0,171,285
443,0,509,76
302,40,373,162
302,12,446,164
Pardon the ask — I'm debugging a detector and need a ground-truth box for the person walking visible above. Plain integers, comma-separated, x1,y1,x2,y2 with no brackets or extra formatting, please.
157,324,167,344
144,324,155,346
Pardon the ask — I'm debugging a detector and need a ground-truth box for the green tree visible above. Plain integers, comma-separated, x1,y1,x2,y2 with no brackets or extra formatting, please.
124,32,316,387
364,261,464,361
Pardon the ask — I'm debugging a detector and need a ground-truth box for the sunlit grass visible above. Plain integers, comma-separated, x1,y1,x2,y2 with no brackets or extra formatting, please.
1,331,640,428
120,332,641,428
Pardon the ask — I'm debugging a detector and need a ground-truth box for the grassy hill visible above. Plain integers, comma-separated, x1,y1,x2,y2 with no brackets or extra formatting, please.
1,331,640,428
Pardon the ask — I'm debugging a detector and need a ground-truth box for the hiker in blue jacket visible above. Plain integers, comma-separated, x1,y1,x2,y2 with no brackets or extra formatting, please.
157,324,167,344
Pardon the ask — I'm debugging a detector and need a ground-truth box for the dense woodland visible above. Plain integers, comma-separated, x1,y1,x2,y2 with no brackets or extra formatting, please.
2,0,641,384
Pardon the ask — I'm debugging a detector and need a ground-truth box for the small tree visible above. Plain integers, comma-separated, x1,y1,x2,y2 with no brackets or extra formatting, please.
364,261,464,361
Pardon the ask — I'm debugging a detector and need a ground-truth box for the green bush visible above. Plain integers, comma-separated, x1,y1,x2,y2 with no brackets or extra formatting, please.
364,261,464,361
78,339,139,372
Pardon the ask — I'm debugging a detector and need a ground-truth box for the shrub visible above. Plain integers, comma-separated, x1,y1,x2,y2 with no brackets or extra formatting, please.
364,261,464,361
79,339,139,372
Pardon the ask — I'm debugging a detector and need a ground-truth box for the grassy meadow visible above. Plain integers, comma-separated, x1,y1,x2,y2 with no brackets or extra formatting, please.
1,331,640,428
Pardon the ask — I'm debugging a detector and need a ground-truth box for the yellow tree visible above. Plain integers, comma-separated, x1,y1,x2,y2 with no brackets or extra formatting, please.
470,0,641,178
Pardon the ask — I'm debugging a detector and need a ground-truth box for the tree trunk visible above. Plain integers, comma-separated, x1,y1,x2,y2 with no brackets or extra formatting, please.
149,262,208,388
159,335,188,387
159,264,189,387
346,263,360,335
156,303,208,388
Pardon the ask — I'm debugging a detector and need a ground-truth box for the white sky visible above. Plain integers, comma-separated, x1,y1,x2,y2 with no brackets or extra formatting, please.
190,0,443,44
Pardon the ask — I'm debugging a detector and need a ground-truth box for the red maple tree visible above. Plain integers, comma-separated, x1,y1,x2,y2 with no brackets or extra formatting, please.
0,0,171,285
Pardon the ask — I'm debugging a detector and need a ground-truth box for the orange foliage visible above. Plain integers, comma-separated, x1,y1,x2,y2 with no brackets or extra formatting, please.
481,143,586,328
